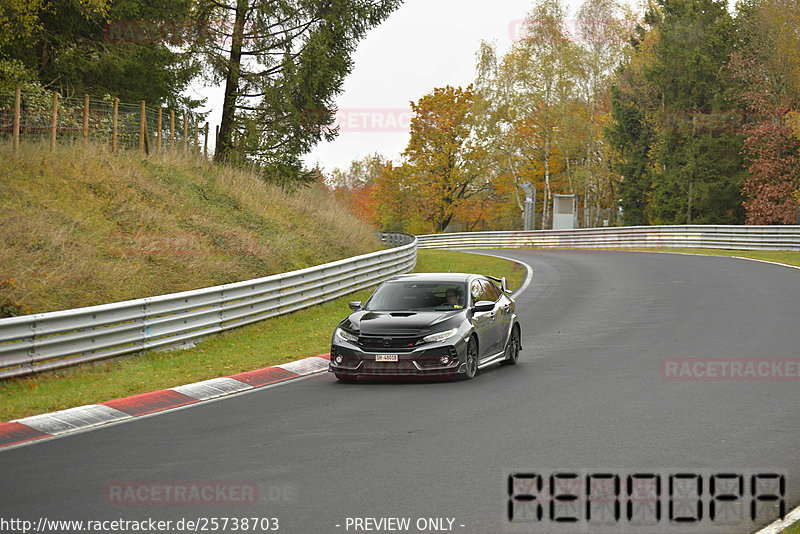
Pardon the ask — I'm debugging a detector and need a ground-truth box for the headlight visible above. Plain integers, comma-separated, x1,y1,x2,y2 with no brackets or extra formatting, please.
422,327,459,344
335,327,358,343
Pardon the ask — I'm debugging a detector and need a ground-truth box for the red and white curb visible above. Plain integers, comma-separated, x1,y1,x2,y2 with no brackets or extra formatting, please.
756,505,800,534
0,355,330,451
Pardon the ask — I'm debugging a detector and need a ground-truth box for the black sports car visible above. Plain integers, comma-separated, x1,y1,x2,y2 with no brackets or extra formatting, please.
328,273,521,381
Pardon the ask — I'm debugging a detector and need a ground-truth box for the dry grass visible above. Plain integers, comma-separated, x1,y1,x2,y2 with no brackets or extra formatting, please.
0,142,382,315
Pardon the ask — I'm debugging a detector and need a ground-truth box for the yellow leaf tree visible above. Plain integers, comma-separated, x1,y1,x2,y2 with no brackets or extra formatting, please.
402,85,490,232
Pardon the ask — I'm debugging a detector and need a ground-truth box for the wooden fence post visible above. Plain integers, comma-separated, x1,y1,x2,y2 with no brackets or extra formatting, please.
13,87,20,156
204,122,209,159
50,91,58,152
170,110,175,157
183,113,188,154
143,106,150,155
157,107,162,155
112,98,119,153
83,95,89,145
140,101,146,156
193,118,199,158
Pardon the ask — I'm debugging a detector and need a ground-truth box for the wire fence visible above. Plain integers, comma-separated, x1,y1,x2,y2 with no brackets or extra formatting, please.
0,87,210,157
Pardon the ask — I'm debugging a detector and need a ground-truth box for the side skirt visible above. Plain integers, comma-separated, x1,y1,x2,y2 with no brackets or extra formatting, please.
477,350,507,370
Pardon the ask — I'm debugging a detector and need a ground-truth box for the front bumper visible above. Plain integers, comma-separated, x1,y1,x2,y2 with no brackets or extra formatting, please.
329,337,467,378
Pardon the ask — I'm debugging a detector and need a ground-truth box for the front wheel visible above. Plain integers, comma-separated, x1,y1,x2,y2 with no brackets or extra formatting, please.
500,326,520,366
463,336,478,379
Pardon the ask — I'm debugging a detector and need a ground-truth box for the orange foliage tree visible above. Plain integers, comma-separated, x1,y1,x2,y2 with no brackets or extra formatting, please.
398,85,491,233
372,161,420,232
323,154,384,225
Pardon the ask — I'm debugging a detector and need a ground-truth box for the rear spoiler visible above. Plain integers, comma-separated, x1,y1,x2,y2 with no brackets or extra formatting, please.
486,275,510,294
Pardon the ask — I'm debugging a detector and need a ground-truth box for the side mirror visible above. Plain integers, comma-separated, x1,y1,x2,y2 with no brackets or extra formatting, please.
473,300,495,313
348,301,362,311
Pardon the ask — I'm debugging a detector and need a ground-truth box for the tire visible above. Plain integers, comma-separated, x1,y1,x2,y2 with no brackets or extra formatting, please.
463,336,478,379
500,325,520,366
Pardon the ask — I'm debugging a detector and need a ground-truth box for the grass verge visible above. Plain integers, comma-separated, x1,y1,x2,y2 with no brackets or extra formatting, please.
0,249,526,422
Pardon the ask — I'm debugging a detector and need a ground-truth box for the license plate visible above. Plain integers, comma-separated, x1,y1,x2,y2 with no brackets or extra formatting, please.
375,354,399,362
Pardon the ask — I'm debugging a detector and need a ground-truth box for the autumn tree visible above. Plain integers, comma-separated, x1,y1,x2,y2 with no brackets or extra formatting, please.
372,161,420,232
496,0,577,228
731,0,800,223
473,41,529,229
575,0,632,226
469,0,631,230
325,154,385,224
401,85,489,233
0,0,46,52
740,121,800,224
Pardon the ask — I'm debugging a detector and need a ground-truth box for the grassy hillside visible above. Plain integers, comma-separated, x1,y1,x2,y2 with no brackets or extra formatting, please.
0,143,382,316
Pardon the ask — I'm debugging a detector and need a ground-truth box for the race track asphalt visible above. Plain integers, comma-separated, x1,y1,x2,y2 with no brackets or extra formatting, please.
1,250,798,534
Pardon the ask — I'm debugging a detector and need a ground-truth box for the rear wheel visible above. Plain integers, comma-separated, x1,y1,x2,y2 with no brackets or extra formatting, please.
463,336,478,379
500,325,520,366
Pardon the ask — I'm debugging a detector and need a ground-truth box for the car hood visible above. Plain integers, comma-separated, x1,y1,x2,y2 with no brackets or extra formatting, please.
344,310,464,335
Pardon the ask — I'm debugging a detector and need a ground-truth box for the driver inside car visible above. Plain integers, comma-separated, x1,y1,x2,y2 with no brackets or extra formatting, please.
446,288,463,308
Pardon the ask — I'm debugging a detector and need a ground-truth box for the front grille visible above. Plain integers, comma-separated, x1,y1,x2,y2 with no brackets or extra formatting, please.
361,360,418,375
357,335,420,351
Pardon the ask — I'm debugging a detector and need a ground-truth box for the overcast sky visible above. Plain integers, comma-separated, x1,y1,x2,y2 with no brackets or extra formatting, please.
303,0,545,173
188,0,646,174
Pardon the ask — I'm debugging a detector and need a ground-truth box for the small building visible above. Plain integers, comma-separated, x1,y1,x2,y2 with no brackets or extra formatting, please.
552,194,577,230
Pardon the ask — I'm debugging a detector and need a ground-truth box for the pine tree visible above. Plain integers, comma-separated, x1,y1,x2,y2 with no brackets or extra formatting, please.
644,0,745,224
207,0,402,184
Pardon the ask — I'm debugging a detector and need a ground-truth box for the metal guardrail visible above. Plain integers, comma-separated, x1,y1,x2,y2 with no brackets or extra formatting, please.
0,234,417,378
416,225,800,252
3,225,798,379
379,232,416,248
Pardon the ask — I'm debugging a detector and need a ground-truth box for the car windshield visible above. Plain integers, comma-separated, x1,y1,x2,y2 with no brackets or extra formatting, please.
364,281,467,311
